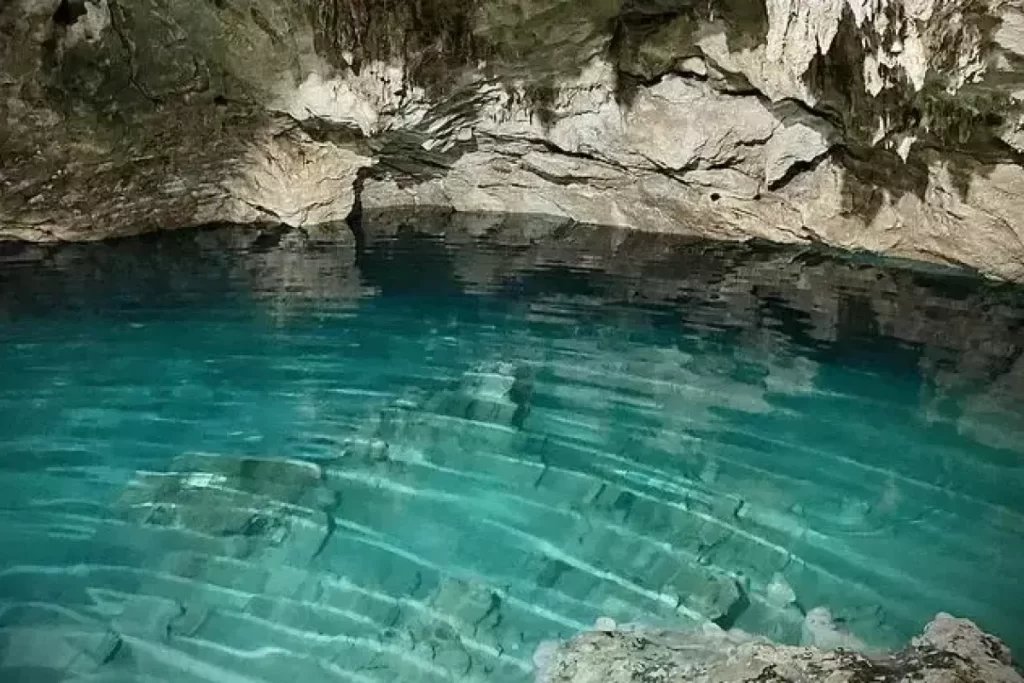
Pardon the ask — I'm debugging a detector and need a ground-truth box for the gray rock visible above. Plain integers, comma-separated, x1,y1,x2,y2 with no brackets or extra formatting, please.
535,614,1024,683
3,0,1024,281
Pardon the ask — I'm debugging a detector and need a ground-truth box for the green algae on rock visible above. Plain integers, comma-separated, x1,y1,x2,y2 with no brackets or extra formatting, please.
3,0,1024,281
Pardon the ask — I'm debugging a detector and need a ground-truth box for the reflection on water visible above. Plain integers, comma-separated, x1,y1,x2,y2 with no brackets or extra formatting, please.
0,218,1022,682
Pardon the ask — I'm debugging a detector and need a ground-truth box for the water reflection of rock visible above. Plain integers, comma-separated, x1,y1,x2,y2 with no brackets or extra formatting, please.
358,214,1024,648
0,224,365,323
362,211,1024,449
922,353,1024,452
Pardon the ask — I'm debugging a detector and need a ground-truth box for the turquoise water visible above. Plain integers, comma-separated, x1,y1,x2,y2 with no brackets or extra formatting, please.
0,224,1022,681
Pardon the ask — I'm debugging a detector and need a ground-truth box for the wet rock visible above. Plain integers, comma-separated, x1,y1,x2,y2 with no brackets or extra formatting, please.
535,613,1024,683
915,613,1019,673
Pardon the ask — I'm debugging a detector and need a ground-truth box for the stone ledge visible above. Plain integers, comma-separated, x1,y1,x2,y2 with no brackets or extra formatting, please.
534,614,1023,683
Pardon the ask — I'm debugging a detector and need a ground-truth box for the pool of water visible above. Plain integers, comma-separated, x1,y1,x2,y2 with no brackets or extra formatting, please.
0,220,1022,682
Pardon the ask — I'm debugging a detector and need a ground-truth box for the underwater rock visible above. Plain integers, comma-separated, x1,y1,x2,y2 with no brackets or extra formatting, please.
337,359,538,474
801,606,870,652
423,361,536,429
668,574,749,628
429,578,504,634
0,625,123,676
535,613,1024,683
765,572,797,609
116,454,332,563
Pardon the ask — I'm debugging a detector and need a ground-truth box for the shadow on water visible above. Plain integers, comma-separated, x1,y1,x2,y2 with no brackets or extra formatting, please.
0,211,1022,681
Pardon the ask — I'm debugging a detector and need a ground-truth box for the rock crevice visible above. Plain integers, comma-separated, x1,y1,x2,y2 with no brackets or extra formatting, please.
535,614,1024,683
3,0,1024,280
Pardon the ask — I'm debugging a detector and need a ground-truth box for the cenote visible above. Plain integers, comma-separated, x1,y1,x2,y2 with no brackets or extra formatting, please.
0,215,1022,682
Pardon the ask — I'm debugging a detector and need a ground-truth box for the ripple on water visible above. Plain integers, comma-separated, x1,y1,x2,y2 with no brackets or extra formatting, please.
0,222,1022,682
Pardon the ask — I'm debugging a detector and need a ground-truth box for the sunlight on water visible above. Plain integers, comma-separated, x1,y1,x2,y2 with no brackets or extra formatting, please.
0,221,1022,682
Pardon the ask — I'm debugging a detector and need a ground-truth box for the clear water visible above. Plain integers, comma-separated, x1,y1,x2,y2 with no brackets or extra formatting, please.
1,224,1022,682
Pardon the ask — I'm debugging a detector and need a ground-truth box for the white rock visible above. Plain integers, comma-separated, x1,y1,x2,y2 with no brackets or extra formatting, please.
800,606,869,651
765,573,797,608
538,614,1024,683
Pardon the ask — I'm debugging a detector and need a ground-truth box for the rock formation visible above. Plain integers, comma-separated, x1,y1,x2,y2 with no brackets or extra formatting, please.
535,614,1024,683
3,0,1024,279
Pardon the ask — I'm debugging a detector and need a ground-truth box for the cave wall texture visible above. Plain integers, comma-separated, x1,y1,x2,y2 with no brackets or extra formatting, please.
2,0,1024,280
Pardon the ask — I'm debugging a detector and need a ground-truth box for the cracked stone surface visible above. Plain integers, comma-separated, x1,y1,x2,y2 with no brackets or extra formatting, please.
535,614,1024,683
3,0,1024,280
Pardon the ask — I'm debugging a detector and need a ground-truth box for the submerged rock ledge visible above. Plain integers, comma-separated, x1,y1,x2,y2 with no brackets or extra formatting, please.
3,0,1024,280
1,223,1023,678
535,614,1023,683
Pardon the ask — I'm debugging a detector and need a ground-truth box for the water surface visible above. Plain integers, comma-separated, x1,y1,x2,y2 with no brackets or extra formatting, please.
0,221,1022,682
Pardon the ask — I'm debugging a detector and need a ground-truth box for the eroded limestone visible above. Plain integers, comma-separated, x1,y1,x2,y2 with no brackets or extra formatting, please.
535,614,1024,683
3,0,1024,280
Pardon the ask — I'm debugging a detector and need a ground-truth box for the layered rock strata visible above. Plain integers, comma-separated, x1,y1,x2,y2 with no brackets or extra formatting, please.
3,1,1024,279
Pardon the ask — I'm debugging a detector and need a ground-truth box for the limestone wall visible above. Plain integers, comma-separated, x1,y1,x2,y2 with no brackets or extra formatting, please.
3,1,1024,280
